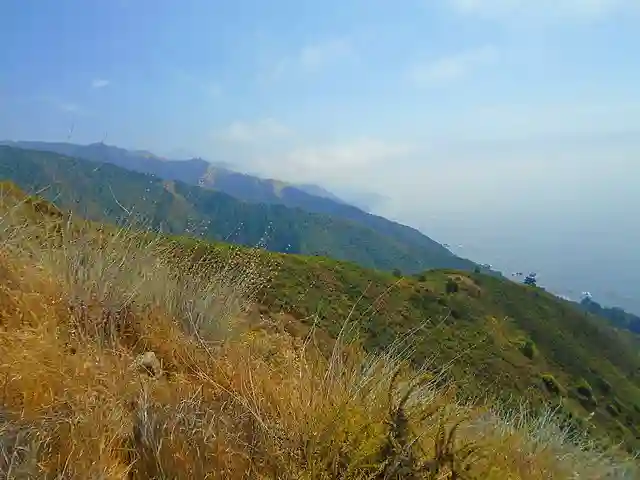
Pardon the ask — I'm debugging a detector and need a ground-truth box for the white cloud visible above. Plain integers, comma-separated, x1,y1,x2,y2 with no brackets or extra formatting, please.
285,138,414,174
214,118,293,143
209,122,415,189
40,96,86,115
229,137,416,190
408,45,498,86
261,37,355,82
91,78,110,89
447,0,636,21
59,102,81,113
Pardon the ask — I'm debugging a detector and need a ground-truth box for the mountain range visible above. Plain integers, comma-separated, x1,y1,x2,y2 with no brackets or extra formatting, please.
2,140,351,205
0,144,481,274
1,141,467,264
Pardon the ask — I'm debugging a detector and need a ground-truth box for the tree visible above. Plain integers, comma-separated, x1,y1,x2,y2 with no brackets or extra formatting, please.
523,273,537,287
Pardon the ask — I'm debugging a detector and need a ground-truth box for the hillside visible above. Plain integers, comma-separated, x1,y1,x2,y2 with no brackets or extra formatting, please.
580,297,640,335
0,182,637,478
2,148,639,451
179,238,640,453
0,145,479,274
1,141,473,274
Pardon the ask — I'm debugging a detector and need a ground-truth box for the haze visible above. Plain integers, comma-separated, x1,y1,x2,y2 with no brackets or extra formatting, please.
2,0,639,312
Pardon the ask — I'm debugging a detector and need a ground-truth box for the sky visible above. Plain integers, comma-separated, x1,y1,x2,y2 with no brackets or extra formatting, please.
1,0,639,312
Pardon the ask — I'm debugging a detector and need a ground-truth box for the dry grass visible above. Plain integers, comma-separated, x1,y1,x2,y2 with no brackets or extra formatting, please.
0,189,637,479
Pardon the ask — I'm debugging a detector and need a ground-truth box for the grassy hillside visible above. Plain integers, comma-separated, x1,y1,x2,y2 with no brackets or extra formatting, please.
0,182,636,478
2,141,476,273
169,237,640,453
0,145,478,274
580,296,640,335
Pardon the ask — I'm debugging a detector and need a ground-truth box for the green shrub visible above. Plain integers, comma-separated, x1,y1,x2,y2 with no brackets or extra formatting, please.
445,278,459,294
541,373,562,395
595,376,613,395
574,379,597,410
520,339,537,360
575,379,594,400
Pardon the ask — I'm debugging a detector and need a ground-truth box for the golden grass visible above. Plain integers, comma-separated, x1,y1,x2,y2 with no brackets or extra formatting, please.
0,190,637,479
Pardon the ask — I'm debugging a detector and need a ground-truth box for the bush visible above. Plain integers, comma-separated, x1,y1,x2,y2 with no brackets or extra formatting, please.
595,376,613,395
445,278,459,295
520,339,537,360
575,379,594,401
541,373,563,396
574,379,597,410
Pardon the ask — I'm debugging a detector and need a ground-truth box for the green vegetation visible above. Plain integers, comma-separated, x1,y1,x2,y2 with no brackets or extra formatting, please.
573,379,598,411
575,379,595,400
2,161,639,453
580,296,640,335
520,338,537,360
168,238,640,452
1,141,482,274
0,183,636,478
607,400,623,418
445,277,460,294
596,376,614,395
0,145,478,275
541,373,563,396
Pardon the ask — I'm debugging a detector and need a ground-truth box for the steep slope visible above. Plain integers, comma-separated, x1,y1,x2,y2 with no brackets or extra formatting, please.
218,244,640,451
2,141,474,273
4,178,639,453
0,145,477,273
0,183,635,478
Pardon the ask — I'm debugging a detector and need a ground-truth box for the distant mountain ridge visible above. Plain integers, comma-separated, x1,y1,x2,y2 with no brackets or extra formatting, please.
1,140,349,205
0,145,481,274
579,296,640,335
1,140,483,275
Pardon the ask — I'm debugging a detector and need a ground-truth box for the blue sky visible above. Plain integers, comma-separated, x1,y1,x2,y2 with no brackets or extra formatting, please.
2,0,640,310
